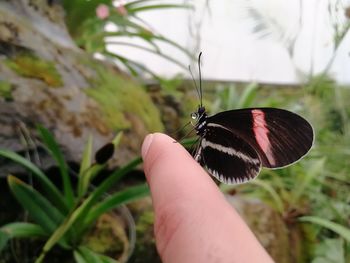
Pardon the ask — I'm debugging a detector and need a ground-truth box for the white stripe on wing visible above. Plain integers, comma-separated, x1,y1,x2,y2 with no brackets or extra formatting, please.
201,138,260,165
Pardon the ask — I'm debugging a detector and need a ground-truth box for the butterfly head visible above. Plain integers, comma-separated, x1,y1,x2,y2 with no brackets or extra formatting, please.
191,106,207,134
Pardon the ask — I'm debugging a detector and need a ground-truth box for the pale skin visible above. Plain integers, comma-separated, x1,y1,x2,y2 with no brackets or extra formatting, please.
141,133,275,263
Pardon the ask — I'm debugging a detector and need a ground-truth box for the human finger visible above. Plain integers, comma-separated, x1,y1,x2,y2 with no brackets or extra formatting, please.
142,133,274,263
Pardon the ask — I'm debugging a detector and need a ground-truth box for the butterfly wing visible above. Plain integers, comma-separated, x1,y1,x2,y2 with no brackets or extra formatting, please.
207,108,314,168
196,124,262,184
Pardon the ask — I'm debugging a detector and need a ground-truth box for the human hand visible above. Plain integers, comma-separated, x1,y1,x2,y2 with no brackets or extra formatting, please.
141,133,274,263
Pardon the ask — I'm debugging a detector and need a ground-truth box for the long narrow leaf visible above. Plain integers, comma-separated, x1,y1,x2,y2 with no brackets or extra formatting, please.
79,135,93,177
84,157,142,209
0,149,68,212
78,133,122,198
1,222,47,238
106,41,188,70
74,253,91,263
124,0,191,12
35,157,142,263
7,176,65,235
237,82,258,108
74,246,100,263
78,164,105,198
36,206,86,263
125,0,173,9
299,216,350,242
0,223,47,251
73,250,86,263
102,31,192,57
127,4,192,14
108,15,149,33
37,125,74,207
78,135,93,197
74,246,119,263
84,183,149,226
291,159,325,206
248,179,284,213
107,52,159,78
111,132,123,147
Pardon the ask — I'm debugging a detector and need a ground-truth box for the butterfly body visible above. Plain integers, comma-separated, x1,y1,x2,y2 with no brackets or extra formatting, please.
193,106,208,136
192,106,314,184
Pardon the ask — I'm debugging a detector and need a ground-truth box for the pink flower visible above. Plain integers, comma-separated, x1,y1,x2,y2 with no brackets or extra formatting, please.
96,4,110,20
115,0,128,16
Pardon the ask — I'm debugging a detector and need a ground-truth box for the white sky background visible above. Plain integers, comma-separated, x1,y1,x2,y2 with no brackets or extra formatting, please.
108,0,350,84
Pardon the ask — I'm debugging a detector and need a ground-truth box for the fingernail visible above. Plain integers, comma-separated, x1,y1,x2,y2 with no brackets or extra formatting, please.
141,133,154,159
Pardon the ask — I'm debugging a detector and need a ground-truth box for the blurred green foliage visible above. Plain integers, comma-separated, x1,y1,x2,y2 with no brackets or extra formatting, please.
62,0,192,78
4,53,62,87
0,127,149,263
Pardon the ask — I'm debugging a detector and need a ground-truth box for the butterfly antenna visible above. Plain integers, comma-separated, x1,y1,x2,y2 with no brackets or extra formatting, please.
198,52,203,107
188,65,201,105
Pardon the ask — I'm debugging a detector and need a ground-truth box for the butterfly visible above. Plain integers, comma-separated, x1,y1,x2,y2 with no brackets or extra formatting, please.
189,53,314,184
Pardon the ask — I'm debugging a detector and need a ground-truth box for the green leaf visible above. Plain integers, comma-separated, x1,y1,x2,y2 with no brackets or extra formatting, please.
36,210,83,263
127,4,192,14
106,40,187,69
37,125,74,207
237,82,258,108
125,0,192,12
82,157,142,212
248,179,284,213
107,15,149,33
79,135,93,177
311,238,345,263
105,52,159,78
74,246,119,263
299,216,350,242
78,135,95,197
73,251,86,263
35,158,142,263
74,246,100,263
78,164,105,198
0,149,68,213
84,183,149,226
75,157,143,234
291,159,325,206
0,222,47,238
111,132,123,148
0,223,47,251
78,132,124,197
7,176,65,235
0,231,10,252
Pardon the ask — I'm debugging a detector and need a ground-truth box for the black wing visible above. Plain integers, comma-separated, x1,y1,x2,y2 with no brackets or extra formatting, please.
196,123,262,184
207,108,314,168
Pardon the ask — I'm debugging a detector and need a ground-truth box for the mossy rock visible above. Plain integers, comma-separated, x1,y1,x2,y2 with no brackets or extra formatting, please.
0,80,12,99
4,53,62,87
85,68,163,132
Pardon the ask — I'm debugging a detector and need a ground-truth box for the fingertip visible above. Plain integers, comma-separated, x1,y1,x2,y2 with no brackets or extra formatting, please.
141,133,175,163
141,133,190,179
141,133,154,160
